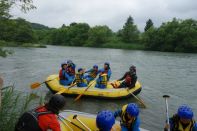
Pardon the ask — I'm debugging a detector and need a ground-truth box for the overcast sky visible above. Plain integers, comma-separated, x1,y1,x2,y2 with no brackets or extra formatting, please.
11,0,197,31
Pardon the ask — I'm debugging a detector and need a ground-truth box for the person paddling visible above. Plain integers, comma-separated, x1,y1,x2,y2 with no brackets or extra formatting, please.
114,103,140,131
164,105,197,131
66,60,76,82
112,65,137,89
95,62,112,89
15,94,66,131
75,68,88,87
85,65,99,83
59,61,73,86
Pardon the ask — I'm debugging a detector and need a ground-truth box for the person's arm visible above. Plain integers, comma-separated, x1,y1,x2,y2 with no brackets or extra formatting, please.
164,117,174,131
107,69,112,80
64,70,70,79
118,72,127,81
114,109,122,118
132,116,140,131
192,122,197,131
85,69,92,73
128,75,138,88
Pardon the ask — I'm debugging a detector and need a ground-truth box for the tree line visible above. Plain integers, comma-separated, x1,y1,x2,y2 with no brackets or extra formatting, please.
0,0,197,53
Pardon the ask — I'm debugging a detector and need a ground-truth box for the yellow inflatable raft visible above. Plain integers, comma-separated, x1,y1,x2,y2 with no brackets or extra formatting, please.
59,110,149,131
45,74,142,99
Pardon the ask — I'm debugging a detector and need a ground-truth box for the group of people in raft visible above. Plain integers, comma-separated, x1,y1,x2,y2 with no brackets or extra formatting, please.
15,94,197,131
59,60,137,89
15,60,197,131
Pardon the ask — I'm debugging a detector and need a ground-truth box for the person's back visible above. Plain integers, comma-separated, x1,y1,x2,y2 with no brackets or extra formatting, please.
36,106,60,131
15,94,66,131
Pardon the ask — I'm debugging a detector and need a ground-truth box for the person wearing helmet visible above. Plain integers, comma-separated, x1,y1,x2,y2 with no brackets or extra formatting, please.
66,60,76,79
95,68,108,89
96,110,121,131
75,68,88,87
114,103,140,131
164,105,197,131
103,62,112,81
15,94,66,131
116,65,137,89
85,65,99,83
59,61,73,86
95,62,112,89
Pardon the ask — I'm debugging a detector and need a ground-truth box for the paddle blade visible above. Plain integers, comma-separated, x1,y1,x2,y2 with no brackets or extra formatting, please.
163,95,170,98
30,82,41,89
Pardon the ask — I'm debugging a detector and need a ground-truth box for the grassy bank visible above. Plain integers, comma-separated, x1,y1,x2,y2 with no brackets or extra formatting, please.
0,86,42,131
0,40,47,48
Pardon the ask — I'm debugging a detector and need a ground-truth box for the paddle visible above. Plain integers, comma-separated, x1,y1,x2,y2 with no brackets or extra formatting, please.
163,95,170,131
73,115,91,131
58,116,73,131
74,80,95,101
56,83,76,94
30,77,57,89
127,89,146,108
58,115,85,131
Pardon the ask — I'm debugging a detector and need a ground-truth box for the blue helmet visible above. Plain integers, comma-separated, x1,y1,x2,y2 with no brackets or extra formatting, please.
104,62,110,66
177,105,193,119
126,103,139,117
93,65,98,69
61,61,67,68
96,110,115,131
78,68,83,72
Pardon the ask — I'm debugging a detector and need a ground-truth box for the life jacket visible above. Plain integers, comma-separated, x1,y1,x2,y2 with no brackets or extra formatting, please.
99,73,108,85
59,69,66,80
125,74,132,85
75,73,86,84
15,106,52,131
172,114,195,131
89,70,98,78
121,105,136,130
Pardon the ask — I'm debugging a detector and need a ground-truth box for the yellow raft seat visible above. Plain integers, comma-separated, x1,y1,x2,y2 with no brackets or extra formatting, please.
59,110,149,131
45,74,142,99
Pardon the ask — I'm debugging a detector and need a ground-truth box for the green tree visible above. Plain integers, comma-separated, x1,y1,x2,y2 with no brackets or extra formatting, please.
67,23,90,46
142,18,197,52
0,0,11,19
87,25,112,47
14,18,37,43
121,16,139,43
144,19,154,32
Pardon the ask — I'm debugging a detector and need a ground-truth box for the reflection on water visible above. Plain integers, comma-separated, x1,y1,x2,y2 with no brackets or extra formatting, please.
1,45,197,131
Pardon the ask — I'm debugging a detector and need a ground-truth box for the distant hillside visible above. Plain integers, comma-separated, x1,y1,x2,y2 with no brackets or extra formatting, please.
31,23,51,30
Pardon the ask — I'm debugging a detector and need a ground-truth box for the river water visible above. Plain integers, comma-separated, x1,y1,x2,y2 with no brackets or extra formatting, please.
1,45,197,130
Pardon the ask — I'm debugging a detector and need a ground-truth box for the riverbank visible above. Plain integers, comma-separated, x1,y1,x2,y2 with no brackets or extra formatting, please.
100,42,145,50
50,42,145,50
0,40,47,48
